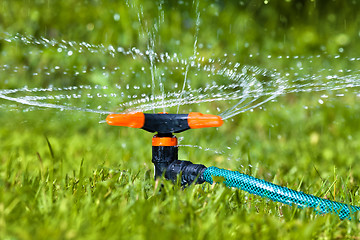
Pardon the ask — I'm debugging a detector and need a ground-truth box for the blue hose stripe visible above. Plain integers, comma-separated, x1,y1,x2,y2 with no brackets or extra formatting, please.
203,166,360,220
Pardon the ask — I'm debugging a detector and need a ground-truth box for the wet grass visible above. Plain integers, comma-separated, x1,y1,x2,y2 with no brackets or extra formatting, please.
2,91,360,239
2,0,360,239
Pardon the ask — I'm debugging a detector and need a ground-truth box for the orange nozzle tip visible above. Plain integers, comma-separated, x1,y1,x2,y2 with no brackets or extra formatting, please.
187,112,223,129
106,112,145,128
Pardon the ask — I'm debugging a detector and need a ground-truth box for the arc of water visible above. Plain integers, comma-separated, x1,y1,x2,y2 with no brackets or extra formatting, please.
0,32,148,60
177,0,201,114
220,96,259,118
0,93,112,114
221,93,281,120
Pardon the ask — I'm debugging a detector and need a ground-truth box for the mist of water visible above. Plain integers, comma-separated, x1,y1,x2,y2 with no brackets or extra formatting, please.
1,3,360,121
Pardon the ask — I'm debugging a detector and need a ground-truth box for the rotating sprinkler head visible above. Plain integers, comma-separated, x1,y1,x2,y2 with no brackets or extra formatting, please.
106,112,223,134
106,112,223,185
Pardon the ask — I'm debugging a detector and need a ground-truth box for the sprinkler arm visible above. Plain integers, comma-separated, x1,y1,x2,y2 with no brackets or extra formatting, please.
106,112,223,134
106,112,223,185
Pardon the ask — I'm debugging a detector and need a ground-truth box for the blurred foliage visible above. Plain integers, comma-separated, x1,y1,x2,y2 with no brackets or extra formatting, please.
1,0,359,56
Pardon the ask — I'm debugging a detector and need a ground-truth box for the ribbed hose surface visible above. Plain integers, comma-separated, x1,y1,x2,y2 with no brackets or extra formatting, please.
203,166,360,220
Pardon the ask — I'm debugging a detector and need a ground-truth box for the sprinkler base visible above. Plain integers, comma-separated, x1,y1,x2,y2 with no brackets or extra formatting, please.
152,134,206,186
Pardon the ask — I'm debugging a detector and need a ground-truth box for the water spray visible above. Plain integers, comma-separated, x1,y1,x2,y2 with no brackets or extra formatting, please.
106,112,360,220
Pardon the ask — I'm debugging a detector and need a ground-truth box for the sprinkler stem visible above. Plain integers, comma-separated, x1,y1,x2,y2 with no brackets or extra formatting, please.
152,133,206,186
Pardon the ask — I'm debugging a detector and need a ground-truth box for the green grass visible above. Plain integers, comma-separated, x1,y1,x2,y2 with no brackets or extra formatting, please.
2,94,360,239
2,0,360,239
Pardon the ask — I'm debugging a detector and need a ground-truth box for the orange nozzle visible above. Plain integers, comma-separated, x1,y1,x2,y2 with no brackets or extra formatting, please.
187,112,223,129
106,112,145,128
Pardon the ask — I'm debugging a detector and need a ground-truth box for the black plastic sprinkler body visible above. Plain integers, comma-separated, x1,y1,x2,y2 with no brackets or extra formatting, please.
106,112,223,185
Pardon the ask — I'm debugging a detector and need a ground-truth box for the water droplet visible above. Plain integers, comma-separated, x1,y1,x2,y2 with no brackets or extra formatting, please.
114,13,120,21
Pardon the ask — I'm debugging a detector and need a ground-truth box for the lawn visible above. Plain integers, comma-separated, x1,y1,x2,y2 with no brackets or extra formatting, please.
1,0,360,239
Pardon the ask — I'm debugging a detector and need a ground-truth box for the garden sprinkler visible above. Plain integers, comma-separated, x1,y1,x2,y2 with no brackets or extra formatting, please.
107,112,360,220
106,112,223,185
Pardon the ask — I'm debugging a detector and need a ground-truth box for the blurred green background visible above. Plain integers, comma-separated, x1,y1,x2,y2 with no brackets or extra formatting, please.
1,0,359,55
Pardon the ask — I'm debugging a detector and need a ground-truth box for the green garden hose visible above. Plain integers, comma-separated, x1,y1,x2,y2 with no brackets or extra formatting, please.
203,166,360,220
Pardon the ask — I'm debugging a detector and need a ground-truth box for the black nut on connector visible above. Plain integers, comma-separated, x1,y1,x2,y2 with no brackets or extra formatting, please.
165,160,206,186
152,145,207,186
